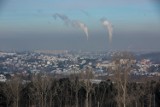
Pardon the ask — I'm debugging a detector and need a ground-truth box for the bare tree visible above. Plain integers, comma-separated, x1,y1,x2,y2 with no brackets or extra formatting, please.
69,69,81,107
30,73,52,107
48,78,58,107
80,66,94,107
111,52,135,107
4,76,21,107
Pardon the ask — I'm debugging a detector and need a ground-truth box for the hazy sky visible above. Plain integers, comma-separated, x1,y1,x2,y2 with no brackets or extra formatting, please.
0,0,160,51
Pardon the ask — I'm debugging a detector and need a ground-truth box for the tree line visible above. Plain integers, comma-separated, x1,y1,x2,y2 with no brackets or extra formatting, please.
0,75,160,107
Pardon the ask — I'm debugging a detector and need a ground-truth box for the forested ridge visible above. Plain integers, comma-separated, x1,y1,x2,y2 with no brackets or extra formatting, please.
0,75,160,107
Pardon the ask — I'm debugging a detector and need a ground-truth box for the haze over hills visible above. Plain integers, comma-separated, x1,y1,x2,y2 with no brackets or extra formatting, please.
0,34,160,52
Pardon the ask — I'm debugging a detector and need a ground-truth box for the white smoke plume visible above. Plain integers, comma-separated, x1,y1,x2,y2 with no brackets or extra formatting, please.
72,20,89,40
53,13,71,26
53,13,89,40
100,18,113,44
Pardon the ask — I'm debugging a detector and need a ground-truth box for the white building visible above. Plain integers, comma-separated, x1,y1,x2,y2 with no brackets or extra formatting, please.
0,74,7,82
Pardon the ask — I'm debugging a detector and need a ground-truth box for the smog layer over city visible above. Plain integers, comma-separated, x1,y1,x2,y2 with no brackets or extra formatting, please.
0,0,160,107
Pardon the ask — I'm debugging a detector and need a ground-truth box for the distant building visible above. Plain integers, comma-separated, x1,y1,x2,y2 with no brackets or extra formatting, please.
0,74,7,82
